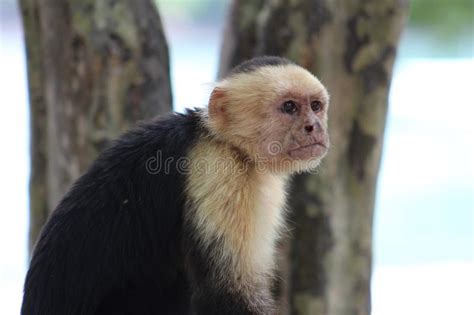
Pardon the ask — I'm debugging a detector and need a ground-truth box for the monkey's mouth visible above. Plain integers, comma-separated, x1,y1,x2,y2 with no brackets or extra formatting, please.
288,142,327,159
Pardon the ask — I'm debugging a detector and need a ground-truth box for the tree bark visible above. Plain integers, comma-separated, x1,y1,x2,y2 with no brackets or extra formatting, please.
19,0,172,252
219,1,408,314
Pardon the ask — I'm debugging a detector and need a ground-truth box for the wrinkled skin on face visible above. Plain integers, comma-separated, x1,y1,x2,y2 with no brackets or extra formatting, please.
260,92,329,161
207,64,330,174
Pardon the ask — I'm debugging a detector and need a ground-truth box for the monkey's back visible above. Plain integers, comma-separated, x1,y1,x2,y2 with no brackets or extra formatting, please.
22,109,203,315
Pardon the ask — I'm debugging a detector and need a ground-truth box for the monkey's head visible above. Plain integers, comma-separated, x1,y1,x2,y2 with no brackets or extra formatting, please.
207,56,330,174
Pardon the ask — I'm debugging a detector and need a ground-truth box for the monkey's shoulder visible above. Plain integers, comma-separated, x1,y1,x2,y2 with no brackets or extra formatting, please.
82,109,203,176
56,109,204,215
110,108,204,159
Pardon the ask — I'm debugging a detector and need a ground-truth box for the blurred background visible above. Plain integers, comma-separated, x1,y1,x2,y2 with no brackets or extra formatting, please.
1,0,472,314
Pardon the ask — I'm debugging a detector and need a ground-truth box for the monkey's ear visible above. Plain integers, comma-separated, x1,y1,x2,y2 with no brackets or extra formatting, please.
208,88,227,121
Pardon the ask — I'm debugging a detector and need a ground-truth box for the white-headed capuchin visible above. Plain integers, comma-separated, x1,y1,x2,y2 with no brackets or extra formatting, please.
22,56,330,315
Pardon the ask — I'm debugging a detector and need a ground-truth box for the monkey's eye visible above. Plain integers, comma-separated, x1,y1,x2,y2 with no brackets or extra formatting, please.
282,101,297,114
311,100,323,112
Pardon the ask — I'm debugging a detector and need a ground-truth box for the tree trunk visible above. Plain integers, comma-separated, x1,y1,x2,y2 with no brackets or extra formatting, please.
219,1,408,314
19,0,173,253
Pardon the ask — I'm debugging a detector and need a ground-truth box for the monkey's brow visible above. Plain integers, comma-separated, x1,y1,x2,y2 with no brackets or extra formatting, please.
283,92,326,101
310,91,329,102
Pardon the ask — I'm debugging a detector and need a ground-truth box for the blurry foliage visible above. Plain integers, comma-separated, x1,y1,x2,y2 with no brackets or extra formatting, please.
155,0,473,36
3,0,473,36
155,0,229,24
155,0,472,57
410,0,473,37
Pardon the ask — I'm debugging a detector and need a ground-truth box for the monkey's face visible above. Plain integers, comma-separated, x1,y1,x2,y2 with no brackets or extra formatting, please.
258,89,330,173
208,64,330,173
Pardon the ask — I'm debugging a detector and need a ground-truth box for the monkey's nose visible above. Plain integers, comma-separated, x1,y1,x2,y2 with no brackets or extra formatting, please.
304,125,314,133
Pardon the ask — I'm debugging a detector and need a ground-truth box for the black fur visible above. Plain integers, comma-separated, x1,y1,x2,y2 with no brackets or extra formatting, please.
21,109,263,315
228,56,294,76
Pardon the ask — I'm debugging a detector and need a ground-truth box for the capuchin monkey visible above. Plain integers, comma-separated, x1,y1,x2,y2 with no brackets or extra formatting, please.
22,56,330,315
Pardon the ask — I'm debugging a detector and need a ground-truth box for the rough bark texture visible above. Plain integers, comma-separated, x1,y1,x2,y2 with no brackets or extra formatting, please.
219,1,408,314
19,0,172,252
